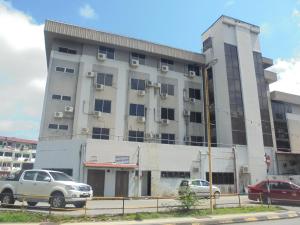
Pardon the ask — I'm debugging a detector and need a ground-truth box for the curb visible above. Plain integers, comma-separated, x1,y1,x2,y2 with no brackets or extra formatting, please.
162,211,300,225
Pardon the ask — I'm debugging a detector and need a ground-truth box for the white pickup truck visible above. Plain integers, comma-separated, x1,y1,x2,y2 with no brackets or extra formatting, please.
0,169,93,208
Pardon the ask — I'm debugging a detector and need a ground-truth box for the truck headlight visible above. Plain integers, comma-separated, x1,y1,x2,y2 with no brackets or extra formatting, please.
65,185,78,191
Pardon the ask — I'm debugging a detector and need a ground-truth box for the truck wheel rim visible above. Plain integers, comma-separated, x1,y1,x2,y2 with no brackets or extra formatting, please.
2,195,10,204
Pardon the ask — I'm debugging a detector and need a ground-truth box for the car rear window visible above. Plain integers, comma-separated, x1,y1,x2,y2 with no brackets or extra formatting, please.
180,180,189,186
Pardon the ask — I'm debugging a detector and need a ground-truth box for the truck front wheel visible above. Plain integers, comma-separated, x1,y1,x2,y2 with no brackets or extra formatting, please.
1,191,15,207
73,201,86,208
50,192,66,208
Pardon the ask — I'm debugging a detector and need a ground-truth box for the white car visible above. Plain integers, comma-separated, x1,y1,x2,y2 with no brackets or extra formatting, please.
0,169,93,208
178,179,221,198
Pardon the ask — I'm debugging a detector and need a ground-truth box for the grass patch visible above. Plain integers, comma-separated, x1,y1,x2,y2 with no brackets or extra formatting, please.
0,206,281,223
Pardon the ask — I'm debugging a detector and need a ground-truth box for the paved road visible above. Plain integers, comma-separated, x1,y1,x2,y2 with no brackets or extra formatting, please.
226,217,300,225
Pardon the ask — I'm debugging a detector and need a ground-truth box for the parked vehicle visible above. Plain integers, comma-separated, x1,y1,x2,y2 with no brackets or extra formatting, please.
178,179,221,198
248,179,300,205
0,169,93,208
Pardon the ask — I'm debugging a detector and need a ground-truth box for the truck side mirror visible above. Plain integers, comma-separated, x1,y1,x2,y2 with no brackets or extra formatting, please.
44,177,51,182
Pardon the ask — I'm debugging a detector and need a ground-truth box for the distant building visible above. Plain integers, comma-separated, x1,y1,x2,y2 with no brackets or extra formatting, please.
35,15,299,197
0,136,37,177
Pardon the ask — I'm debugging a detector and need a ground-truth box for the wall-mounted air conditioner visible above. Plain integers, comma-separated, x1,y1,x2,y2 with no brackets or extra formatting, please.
81,128,89,134
95,84,104,91
240,165,249,174
161,65,169,73
97,52,106,61
54,112,63,118
87,72,95,78
137,90,146,96
137,116,146,123
94,111,102,117
189,98,196,104
130,59,139,67
64,106,74,113
161,119,169,125
160,92,168,99
188,70,196,78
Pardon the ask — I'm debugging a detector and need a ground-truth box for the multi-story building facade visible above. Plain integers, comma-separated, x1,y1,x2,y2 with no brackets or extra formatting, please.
36,15,297,197
0,136,37,177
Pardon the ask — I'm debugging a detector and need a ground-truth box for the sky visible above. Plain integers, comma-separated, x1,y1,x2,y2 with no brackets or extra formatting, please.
1,0,300,140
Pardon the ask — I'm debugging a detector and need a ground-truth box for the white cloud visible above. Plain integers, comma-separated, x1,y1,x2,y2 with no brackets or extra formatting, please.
79,3,97,19
270,58,300,96
0,1,46,139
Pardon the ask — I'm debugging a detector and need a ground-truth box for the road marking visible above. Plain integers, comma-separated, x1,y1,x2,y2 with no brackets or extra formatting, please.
244,217,258,222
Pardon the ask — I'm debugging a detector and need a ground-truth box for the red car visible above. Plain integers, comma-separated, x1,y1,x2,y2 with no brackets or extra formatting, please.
248,180,300,205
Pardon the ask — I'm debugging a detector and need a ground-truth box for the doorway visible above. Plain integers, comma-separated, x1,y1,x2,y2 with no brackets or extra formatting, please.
115,171,129,197
87,169,105,196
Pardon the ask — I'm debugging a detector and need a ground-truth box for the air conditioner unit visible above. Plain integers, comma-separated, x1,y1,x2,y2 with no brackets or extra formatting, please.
137,116,146,123
54,112,63,118
161,65,169,73
130,59,139,67
189,98,196,104
183,110,190,117
146,80,153,87
153,82,161,89
81,128,89,134
97,52,106,61
241,165,249,174
188,70,196,78
87,72,95,78
137,90,146,96
94,111,102,117
64,106,74,113
95,84,104,90
160,92,168,99
161,119,169,125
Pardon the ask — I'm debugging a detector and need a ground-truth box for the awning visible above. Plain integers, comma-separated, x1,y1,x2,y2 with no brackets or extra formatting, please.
84,162,137,169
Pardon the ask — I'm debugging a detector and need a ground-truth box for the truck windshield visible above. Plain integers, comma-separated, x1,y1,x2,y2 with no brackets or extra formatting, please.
50,172,73,181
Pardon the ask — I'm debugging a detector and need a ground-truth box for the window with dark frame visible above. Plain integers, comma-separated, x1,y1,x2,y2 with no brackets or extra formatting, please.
161,171,190,178
129,104,145,116
161,108,175,120
188,64,200,76
131,52,146,65
161,83,175,96
191,136,204,146
205,172,234,185
94,99,111,113
190,111,202,123
128,130,144,142
48,124,58,129
98,46,115,59
131,78,146,90
96,73,113,86
92,127,110,140
52,94,61,100
58,47,77,55
62,96,71,101
55,67,65,72
58,125,68,130
161,58,174,65
161,133,175,144
189,88,201,100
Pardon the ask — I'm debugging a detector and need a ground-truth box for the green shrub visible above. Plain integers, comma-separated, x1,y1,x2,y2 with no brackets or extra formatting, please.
177,187,200,211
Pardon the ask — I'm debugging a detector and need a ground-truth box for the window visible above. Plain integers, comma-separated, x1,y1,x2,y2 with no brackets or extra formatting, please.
32,153,36,158
190,112,202,123
36,172,51,182
191,136,204,146
15,153,21,158
23,154,30,158
4,152,12,157
161,58,174,65
128,130,144,142
13,163,20,168
161,133,175,144
23,171,37,181
161,171,190,178
62,96,71,101
58,125,68,130
52,94,61,100
58,47,77,55
188,65,200,76
0,152,3,156
206,172,234,185
131,78,145,90
94,99,111,113
96,73,113,86
98,46,115,59
48,124,58,129
189,88,201,100
161,83,174,96
161,108,175,120
2,162,11,167
55,67,75,74
129,104,145,116
92,127,110,140
203,37,212,52
131,52,146,65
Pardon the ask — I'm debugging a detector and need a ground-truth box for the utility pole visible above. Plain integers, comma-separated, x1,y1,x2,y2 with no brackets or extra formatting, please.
204,65,213,213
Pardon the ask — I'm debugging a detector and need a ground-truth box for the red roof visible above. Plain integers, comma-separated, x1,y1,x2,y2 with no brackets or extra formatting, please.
0,136,37,145
84,162,137,169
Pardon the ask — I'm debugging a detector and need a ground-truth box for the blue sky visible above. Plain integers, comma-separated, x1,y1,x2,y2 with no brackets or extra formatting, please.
1,0,300,140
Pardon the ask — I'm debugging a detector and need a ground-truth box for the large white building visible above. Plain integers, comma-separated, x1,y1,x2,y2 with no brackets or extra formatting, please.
35,16,299,197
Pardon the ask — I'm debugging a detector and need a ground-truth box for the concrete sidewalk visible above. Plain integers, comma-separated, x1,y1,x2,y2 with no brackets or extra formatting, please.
6,210,298,225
